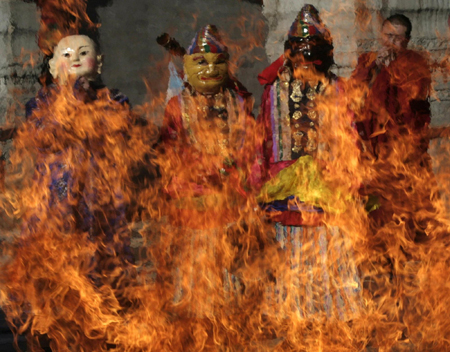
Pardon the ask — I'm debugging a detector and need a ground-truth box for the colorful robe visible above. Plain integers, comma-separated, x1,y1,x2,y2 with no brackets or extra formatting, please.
160,85,253,317
257,61,362,320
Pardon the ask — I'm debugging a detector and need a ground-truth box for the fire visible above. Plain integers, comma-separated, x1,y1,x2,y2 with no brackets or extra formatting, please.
33,0,98,57
1,2,450,352
0,79,161,350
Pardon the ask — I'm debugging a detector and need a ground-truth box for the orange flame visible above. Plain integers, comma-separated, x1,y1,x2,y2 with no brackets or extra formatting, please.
2,3,450,352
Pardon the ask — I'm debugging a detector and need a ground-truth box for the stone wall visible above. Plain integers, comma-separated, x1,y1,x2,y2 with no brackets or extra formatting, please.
0,0,40,163
0,0,40,125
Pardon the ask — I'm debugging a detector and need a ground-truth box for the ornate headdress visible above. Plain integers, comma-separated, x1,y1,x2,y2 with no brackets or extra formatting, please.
186,25,228,55
284,4,334,73
288,4,330,40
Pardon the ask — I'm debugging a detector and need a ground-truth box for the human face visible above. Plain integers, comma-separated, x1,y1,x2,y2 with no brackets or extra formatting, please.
184,52,229,94
381,22,409,51
49,35,101,84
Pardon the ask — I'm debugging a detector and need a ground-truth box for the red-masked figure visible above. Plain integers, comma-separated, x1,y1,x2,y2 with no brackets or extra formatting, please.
256,5,363,321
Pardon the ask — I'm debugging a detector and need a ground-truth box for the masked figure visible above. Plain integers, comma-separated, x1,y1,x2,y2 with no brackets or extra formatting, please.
159,25,254,319
0,31,145,351
19,34,133,257
27,34,129,117
256,5,363,321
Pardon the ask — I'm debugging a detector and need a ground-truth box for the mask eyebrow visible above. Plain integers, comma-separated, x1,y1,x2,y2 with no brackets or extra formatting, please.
192,55,205,61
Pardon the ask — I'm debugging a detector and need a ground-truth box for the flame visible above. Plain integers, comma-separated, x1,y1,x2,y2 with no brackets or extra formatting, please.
0,79,161,350
34,0,98,56
2,3,450,352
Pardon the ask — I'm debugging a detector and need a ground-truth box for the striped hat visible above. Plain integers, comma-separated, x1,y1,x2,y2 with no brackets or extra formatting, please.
288,4,328,40
187,25,228,55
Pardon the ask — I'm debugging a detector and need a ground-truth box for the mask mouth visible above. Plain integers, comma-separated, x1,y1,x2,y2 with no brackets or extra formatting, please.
292,58,323,67
290,42,310,52
72,64,82,68
200,75,223,81
288,49,323,67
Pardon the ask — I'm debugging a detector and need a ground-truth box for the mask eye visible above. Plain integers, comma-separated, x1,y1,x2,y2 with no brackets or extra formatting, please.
80,50,89,56
62,52,71,58
198,60,207,65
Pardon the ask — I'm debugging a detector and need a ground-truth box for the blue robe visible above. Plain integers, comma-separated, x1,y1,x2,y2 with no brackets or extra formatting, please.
23,81,131,252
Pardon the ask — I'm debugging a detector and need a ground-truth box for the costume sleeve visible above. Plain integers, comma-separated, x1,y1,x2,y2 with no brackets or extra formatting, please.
392,52,431,131
257,55,285,86
161,96,183,144
22,96,64,153
25,97,38,120
109,88,131,107
350,53,377,142
350,53,377,85
255,84,274,187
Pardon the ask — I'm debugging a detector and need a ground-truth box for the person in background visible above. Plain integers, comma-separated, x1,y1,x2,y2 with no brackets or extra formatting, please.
351,14,436,245
352,14,431,160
